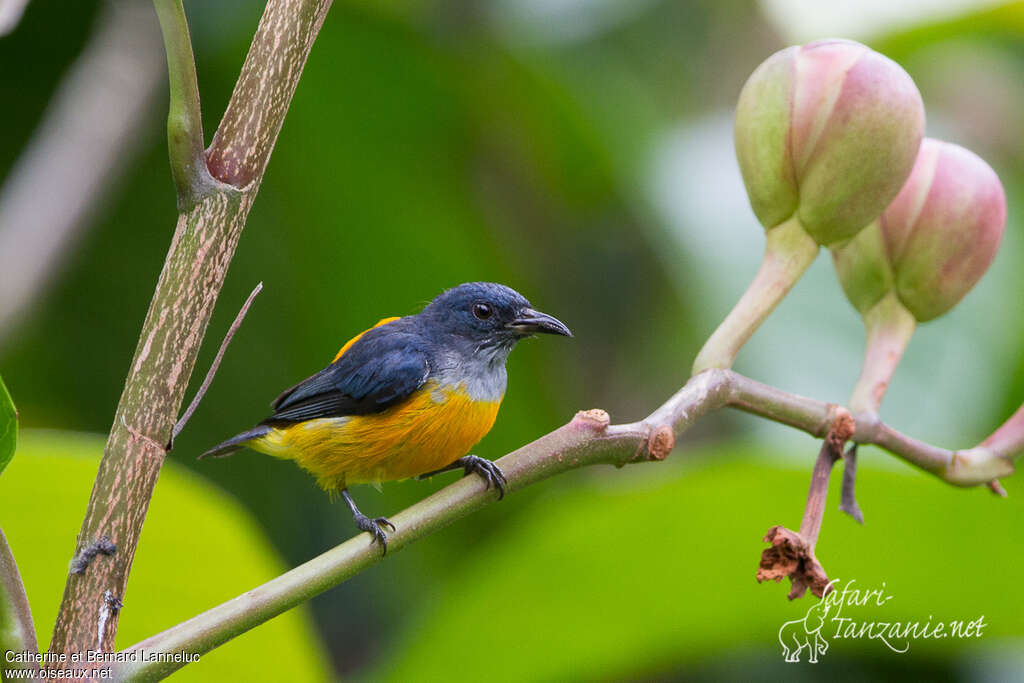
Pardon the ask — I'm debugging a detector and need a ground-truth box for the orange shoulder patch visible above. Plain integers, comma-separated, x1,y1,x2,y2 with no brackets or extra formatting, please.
333,317,401,362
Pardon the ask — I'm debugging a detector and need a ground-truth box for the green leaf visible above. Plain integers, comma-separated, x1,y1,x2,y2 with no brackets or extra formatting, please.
0,375,16,478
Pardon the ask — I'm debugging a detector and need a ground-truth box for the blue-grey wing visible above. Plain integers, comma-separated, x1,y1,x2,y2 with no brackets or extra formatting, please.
264,330,430,424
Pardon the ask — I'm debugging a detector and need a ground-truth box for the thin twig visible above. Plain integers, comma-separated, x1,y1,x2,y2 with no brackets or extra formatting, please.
839,444,864,523
757,411,853,600
170,282,263,448
799,441,842,548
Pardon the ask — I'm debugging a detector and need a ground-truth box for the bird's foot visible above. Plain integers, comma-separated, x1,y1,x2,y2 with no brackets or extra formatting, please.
341,488,395,553
458,455,507,500
353,512,395,552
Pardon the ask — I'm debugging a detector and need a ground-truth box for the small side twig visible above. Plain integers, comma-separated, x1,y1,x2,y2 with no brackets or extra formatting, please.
799,438,844,546
839,444,864,523
169,282,263,449
758,409,853,599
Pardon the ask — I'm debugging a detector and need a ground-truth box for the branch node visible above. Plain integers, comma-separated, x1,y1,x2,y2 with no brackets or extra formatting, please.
571,409,610,431
647,425,675,461
70,537,117,576
826,406,855,447
120,415,166,455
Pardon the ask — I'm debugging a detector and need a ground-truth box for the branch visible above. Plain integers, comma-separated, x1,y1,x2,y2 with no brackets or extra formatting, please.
50,0,333,657
846,292,916,415
153,0,217,210
983,402,1024,460
839,444,863,522
692,216,818,373
1,526,38,679
109,369,1010,680
757,414,853,600
170,282,263,447
839,291,917,522
726,376,1014,485
206,0,331,187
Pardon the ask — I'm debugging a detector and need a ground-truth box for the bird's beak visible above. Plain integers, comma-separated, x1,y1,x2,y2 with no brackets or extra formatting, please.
508,308,573,337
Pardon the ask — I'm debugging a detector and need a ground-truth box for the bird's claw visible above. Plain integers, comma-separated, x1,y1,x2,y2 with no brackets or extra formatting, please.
460,455,507,500
353,513,395,552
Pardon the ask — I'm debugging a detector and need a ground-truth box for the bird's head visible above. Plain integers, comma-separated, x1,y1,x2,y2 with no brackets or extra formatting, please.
421,282,571,359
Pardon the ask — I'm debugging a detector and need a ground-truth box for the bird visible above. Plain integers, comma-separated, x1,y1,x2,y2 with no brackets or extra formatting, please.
200,282,571,551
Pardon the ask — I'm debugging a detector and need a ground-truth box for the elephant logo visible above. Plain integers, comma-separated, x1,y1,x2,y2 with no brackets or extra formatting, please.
778,599,831,663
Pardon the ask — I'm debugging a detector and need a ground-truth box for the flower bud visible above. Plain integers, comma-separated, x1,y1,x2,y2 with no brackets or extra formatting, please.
833,139,1006,322
880,139,1006,322
735,40,925,246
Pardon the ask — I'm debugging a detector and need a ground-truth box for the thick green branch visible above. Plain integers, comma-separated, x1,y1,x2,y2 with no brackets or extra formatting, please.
109,369,1011,681
847,292,916,415
691,216,819,374
1,526,38,679
153,0,216,210
50,0,333,658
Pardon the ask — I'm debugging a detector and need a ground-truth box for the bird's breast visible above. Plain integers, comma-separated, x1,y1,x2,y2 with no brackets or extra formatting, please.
429,351,508,403
254,379,503,487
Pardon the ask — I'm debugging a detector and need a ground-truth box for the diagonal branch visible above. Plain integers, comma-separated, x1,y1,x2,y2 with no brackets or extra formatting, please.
170,282,263,447
983,402,1024,460
153,0,219,210
50,0,334,658
110,368,1014,680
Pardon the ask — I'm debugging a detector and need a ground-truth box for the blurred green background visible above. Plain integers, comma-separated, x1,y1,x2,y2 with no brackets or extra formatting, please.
1,0,1022,680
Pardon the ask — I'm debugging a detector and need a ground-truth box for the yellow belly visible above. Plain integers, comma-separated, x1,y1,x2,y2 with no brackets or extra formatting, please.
248,381,502,490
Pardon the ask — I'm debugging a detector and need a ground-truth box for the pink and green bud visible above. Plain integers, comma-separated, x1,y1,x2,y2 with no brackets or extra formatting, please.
879,139,1006,322
735,39,925,246
694,41,925,375
834,135,1006,477
834,138,1006,323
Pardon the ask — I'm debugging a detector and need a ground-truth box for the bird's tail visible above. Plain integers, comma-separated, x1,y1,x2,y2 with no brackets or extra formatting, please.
199,425,271,459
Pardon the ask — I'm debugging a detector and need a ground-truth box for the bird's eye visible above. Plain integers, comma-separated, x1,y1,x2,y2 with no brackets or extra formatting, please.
472,303,493,320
